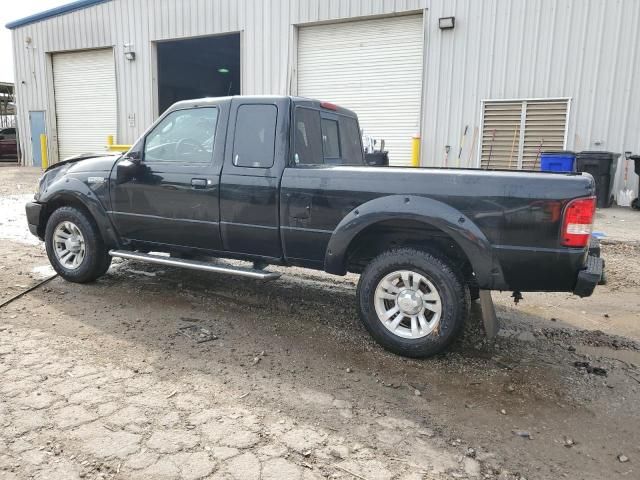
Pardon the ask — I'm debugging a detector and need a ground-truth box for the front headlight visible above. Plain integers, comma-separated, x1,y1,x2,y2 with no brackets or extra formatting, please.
34,174,45,200
35,170,56,200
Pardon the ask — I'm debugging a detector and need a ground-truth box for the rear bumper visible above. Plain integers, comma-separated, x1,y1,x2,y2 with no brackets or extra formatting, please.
25,201,43,239
573,239,604,297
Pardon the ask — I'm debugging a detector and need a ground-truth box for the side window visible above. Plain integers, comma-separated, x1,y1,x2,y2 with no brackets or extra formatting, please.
321,119,340,160
144,107,218,163
294,107,323,165
233,104,277,168
338,116,364,165
292,107,364,167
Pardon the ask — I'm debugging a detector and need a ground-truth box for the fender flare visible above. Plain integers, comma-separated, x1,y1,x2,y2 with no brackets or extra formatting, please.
324,195,500,288
39,178,120,248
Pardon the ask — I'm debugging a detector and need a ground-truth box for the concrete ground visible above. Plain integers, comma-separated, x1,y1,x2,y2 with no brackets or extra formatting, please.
1,166,639,480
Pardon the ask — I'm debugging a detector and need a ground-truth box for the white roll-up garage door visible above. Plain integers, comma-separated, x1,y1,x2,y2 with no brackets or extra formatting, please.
297,15,424,166
53,48,117,160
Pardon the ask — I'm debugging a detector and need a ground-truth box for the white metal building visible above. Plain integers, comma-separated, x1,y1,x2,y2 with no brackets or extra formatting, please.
7,0,640,198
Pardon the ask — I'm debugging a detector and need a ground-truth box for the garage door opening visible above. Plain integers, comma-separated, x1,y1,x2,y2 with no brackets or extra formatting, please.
53,48,117,161
297,15,424,166
157,34,241,114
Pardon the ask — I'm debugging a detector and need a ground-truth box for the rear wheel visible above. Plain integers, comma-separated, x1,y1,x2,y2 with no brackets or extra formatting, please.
356,248,468,358
45,206,111,283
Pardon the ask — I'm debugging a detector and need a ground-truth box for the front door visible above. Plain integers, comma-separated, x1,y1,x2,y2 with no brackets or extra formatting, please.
109,105,226,251
219,98,288,259
29,111,46,167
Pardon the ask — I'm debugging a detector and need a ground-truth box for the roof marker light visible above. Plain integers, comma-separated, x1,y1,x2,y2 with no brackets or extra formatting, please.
320,101,338,111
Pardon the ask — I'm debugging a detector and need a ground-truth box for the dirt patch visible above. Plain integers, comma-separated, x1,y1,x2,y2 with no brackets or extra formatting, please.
0,165,40,196
2,239,640,479
601,243,640,290
1,167,640,479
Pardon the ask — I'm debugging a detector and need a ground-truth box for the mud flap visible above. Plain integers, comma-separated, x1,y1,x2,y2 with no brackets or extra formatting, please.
479,290,499,339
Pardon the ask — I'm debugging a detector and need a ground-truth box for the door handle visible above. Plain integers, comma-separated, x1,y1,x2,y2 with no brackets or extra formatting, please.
191,178,207,188
292,204,311,219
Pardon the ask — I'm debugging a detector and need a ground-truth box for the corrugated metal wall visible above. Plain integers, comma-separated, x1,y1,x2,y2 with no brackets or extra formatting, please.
423,0,640,197
11,0,424,165
10,0,640,198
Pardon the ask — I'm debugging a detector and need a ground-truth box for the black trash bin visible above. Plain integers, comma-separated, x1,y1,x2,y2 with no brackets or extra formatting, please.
575,151,620,208
631,155,640,210
364,151,389,166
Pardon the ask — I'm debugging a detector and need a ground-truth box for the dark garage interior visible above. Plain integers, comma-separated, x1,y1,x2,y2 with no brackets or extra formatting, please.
157,33,241,114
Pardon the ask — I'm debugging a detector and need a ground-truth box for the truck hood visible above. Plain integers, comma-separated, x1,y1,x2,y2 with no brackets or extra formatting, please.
36,153,121,202
45,152,121,173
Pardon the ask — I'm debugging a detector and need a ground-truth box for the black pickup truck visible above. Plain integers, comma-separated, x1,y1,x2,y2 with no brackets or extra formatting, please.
26,96,603,357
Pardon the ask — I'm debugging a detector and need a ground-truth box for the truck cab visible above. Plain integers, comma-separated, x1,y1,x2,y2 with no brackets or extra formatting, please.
110,96,361,264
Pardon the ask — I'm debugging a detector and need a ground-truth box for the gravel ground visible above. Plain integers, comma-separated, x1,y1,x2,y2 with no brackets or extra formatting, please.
1,166,640,480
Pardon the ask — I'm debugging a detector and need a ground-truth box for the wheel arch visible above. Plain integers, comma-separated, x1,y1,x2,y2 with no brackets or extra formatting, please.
324,195,501,289
39,182,119,248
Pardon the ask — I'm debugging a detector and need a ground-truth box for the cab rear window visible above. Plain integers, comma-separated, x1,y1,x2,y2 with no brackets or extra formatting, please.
321,119,340,160
338,116,364,165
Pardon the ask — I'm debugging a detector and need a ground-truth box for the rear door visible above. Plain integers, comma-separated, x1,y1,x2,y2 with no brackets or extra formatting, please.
281,105,366,265
219,98,289,258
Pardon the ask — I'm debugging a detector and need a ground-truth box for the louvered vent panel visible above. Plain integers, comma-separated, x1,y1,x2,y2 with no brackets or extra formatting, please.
480,102,522,169
521,101,569,170
480,99,569,170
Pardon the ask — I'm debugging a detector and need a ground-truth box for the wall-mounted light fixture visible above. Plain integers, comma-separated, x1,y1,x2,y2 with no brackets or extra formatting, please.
438,16,455,30
124,43,136,61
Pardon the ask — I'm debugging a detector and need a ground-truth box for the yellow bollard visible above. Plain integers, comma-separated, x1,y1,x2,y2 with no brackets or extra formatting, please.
40,134,48,170
106,135,132,152
411,134,421,167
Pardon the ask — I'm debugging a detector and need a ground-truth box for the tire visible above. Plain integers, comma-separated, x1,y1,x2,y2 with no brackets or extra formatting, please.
96,253,113,277
356,248,469,358
469,286,480,302
45,206,111,283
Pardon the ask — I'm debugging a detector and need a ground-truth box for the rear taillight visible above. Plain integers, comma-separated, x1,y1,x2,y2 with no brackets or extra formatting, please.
561,197,596,247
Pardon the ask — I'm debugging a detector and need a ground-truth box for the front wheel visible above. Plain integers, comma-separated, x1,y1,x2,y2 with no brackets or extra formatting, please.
45,206,111,283
356,248,469,358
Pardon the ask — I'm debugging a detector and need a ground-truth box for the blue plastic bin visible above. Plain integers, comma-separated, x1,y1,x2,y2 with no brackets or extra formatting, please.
540,151,576,172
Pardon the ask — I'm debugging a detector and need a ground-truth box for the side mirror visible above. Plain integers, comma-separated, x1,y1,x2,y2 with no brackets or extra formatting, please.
126,150,142,162
116,157,142,184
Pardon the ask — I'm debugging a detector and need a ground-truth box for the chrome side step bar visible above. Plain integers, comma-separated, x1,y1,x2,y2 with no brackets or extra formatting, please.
109,250,281,280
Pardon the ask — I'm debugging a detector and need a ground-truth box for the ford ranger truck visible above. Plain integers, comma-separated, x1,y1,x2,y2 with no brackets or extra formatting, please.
26,96,603,358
